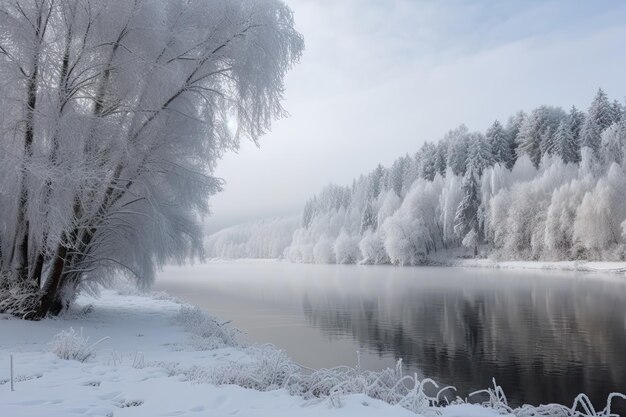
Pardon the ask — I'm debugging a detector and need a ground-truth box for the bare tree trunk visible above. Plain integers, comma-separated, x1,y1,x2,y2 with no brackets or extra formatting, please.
32,13,76,287
11,1,53,285
36,244,68,319
12,59,39,283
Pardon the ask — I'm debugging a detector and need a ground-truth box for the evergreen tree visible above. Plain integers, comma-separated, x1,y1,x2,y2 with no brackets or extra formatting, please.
360,201,376,234
387,158,406,197
435,141,448,176
539,126,555,156
553,119,579,163
506,111,526,168
401,154,419,196
302,199,315,228
419,142,438,181
517,106,566,168
611,99,625,122
369,164,385,200
589,88,617,131
487,120,513,167
467,133,495,175
446,125,470,176
569,105,585,146
579,116,601,156
579,89,620,158
454,169,481,255
600,119,626,165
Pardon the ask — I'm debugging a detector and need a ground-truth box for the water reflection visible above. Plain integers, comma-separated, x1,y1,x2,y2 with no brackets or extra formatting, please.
155,261,626,412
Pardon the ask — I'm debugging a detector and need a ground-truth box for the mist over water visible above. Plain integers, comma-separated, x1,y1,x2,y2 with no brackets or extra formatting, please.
156,261,626,411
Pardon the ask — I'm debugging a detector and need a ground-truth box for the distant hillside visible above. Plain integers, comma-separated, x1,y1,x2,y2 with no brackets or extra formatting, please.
205,216,300,259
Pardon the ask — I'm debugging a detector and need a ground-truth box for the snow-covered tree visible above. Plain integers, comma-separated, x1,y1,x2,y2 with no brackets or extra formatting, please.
589,88,619,131
487,120,514,168
544,179,591,258
419,142,438,181
579,116,602,157
434,141,448,176
313,235,336,264
360,201,376,233
552,119,579,164
506,111,526,168
574,164,626,253
569,105,585,142
454,169,481,255
467,133,495,175
334,230,360,264
359,230,388,264
517,106,566,168
600,119,626,165
439,169,463,247
0,0,303,317
446,125,470,176
580,89,621,158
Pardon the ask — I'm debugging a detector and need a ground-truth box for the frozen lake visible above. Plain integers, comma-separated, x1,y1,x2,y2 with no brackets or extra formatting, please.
155,260,626,411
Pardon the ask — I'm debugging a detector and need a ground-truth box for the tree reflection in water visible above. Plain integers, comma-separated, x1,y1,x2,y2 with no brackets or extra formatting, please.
156,262,626,413
299,268,626,411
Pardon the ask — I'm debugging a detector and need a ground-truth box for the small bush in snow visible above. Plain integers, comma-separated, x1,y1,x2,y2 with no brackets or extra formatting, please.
202,345,299,391
175,306,239,349
50,328,108,362
0,276,39,318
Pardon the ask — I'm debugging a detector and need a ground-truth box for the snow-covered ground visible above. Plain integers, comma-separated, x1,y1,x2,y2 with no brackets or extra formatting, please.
402,247,626,273
449,258,626,273
0,290,505,417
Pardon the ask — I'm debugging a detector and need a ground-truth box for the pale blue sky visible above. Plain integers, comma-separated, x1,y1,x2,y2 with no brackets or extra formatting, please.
207,0,626,231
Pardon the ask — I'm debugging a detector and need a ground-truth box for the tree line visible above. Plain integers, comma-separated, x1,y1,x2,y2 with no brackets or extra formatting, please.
282,89,626,264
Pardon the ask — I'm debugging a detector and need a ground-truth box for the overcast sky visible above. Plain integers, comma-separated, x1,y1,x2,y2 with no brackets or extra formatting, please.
207,0,626,232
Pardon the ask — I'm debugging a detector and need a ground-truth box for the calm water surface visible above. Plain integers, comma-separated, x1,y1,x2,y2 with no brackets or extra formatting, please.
155,260,626,411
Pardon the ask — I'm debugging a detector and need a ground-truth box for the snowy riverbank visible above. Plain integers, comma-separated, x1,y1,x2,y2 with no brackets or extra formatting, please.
208,255,626,275
0,290,501,417
440,256,626,274
1,289,622,416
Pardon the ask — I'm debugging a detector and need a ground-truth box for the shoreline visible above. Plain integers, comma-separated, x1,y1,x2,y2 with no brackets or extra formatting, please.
0,289,496,417
1,288,622,417
205,256,626,275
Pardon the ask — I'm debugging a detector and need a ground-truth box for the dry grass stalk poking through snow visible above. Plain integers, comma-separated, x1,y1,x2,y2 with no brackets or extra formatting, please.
50,328,109,362
170,303,626,416
472,380,626,417
175,306,240,350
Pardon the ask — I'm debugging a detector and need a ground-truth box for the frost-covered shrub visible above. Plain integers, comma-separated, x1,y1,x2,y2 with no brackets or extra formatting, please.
376,190,401,229
313,235,336,263
175,306,239,349
0,276,38,318
334,230,360,264
195,344,299,391
359,230,389,264
574,163,626,255
177,333,625,417
50,328,108,362
286,360,451,415
544,179,591,258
